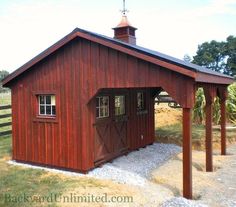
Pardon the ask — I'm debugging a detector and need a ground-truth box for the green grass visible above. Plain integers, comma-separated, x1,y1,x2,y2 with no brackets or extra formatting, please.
0,136,106,207
156,123,205,140
0,92,11,105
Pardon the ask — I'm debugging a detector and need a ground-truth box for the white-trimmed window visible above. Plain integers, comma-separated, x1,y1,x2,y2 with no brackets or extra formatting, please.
137,92,145,111
115,95,125,116
96,96,109,118
38,95,56,116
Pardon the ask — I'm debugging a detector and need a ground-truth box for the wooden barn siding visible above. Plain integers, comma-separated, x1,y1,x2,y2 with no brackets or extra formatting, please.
79,38,195,170
10,37,195,172
11,41,83,171
85,40,195,108
128,89,155,150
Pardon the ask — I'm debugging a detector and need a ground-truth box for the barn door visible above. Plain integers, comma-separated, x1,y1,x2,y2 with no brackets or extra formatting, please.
94,95,112,162
94,92,129,164
112,95,128,154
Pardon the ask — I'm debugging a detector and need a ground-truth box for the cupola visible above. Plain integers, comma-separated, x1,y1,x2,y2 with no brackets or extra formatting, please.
113,0,137,45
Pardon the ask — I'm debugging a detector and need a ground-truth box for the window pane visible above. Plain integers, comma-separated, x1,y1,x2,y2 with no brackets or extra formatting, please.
46,96,51,104
52,106,56,115
40,106,45,115
38,95,56,116
96,96,109,118
96,97,100,108
102,97,108,106
96,108,99,118
51,95,56,105
39,96,45,104
104,106,109,117
137,92,145,111
46,106,51,115
115,95,125,116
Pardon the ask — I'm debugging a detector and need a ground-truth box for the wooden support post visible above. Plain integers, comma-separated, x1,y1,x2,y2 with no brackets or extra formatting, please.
219,88,227,155
183,108,192,199
204,86,216,172
205,99,213,172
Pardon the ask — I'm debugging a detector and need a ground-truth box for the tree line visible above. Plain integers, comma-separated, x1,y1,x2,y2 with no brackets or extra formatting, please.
184,35,236,77
185,35,236,124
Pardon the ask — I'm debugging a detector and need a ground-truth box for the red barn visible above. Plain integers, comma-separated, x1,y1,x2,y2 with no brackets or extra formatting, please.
2,14,233,198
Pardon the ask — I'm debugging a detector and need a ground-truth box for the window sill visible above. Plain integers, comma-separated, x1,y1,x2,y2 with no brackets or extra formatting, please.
33,116,58,123
137,110,148,115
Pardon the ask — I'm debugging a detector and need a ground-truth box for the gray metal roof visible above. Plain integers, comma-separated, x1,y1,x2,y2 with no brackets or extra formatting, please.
75,28,232,79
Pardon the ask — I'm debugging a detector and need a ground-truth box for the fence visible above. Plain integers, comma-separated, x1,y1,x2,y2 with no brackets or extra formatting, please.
0,105,12,137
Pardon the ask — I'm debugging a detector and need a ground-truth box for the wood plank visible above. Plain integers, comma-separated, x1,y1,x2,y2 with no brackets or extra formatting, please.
220,100,226,155
220,98,226,155
0,130,12,136
204,86,215,172
0,114,12,119
0,122,12,128
182,108,192,199
218,87,227,155
0,105,11,110
205,100,213,172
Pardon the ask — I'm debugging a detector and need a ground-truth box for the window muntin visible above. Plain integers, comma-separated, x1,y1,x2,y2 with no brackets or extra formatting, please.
115,95,125,116
96,96,109,118
137,92,145,111
38,95,56,116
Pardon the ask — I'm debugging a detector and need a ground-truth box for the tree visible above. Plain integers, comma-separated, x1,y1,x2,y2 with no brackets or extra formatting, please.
0,70,9,81
192,36,236,76
224,36,236,76
0,70,9,93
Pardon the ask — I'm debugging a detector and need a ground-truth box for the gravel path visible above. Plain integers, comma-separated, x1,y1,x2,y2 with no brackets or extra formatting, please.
89,143,181,186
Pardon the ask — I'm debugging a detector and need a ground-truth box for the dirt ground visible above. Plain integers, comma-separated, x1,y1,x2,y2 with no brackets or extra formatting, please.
152,145,236,206
155,103,182,127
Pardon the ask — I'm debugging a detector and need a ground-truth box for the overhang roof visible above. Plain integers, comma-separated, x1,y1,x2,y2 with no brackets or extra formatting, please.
2,27,234,87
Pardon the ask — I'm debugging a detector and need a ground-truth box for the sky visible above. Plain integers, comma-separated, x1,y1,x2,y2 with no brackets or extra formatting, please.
0,0,236,72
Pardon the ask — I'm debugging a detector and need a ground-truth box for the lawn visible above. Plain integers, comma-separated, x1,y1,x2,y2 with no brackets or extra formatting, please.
0,136,116,207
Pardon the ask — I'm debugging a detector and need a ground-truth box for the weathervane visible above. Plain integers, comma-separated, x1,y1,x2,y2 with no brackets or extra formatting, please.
121,0,129,16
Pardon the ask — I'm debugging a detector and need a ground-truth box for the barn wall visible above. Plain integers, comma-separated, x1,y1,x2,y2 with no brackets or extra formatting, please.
11,41,83,171
80,38,195,170
10,37,195,172
128,89,155,150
